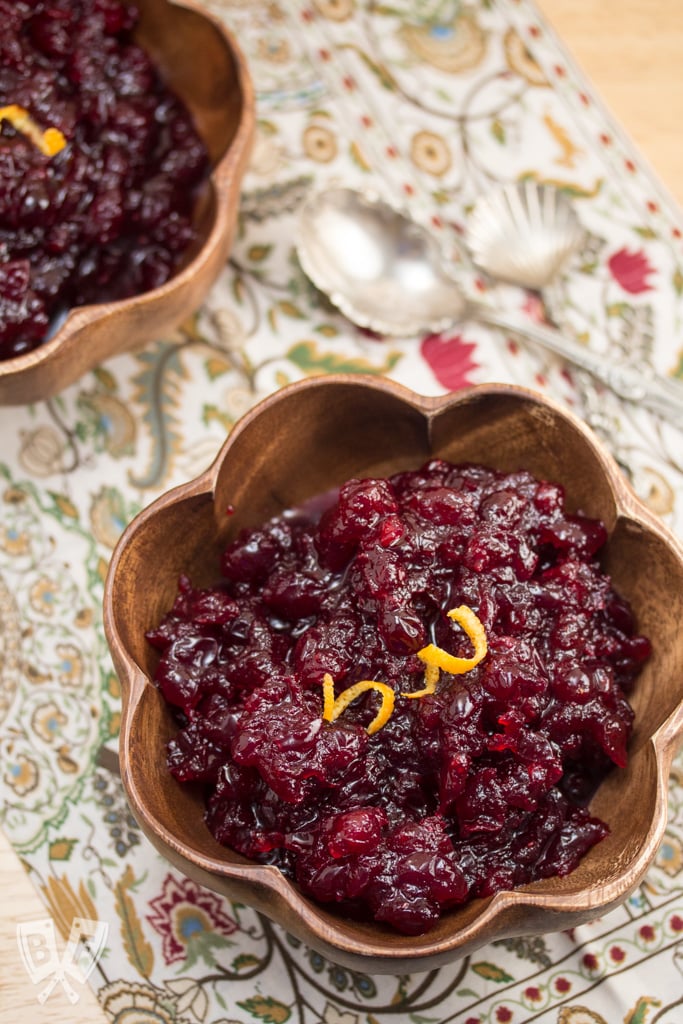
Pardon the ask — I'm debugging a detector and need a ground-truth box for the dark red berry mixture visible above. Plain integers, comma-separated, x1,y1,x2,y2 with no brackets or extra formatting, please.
148,460,651,935
0,0,209,360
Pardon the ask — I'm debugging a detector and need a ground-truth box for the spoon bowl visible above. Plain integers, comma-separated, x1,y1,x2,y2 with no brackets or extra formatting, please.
298,185,468,336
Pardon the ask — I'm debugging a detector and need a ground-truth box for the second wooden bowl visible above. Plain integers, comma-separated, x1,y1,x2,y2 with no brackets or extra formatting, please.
0,0,254,405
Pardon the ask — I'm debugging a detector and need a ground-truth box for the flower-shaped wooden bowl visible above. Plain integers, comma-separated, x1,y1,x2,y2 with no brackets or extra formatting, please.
104,376,683,974
0,0,254,406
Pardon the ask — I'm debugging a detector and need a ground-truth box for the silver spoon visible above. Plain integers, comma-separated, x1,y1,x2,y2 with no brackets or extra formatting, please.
296,184,683,430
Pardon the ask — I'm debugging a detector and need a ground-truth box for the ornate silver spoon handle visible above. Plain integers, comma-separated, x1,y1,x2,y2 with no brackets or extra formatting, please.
471,305,683,430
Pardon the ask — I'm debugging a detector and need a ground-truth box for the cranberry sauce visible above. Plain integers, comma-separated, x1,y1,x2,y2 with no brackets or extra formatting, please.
147,460,650,935
0,0,209,359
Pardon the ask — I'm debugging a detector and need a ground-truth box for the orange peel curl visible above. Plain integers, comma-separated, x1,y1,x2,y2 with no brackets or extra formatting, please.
322,672,395,736
321,605,486,733
401,661,440,700
416,605,487,676
0,105,67,157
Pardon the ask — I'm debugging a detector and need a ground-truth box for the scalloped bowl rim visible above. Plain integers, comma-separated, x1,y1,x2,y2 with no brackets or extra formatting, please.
105,377,683,971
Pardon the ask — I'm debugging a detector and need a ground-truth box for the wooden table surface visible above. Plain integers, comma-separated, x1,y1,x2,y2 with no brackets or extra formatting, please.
1,2,682,1019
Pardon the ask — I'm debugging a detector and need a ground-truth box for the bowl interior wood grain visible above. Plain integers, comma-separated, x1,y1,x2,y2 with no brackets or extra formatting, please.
105,377,683,973
0,0,254,405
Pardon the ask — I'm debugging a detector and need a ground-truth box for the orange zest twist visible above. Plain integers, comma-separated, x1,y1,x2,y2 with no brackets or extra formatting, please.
415,605,488,677
400,661,440,700
322,672,395,736
0,105,67,157
321,606,486,733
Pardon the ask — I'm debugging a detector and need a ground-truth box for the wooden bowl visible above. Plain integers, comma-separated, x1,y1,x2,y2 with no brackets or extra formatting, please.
104,377,683,973
0,0,254,406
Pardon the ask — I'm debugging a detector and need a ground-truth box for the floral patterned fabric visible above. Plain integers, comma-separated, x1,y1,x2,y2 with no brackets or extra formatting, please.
2,1,683,1022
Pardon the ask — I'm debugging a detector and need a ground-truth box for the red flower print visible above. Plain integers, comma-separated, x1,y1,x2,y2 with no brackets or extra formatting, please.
420,332,479,391
607,247,656,294
582,952,599,971
521,293,547,324
147,873,238,964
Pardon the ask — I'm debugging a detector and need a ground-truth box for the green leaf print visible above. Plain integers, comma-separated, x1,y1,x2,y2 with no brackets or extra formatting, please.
626,996,662,1024
237,994,291,1023
491,118,506,144
339,42,398,92
278,300,306,319
202,404,234,432
350,140,372,171
248,244,273,262
114,864,154,978
49,491,79,520
673,266,683,296
287,340,402,376
471,960,514,983
231,952,261,971
48,837,77,861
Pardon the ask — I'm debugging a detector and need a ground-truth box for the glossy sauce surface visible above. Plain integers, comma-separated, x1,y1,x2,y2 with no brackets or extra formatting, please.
148,460,650,934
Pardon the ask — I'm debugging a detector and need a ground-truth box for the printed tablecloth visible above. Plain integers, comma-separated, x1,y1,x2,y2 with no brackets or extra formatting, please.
2,2,683,1022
